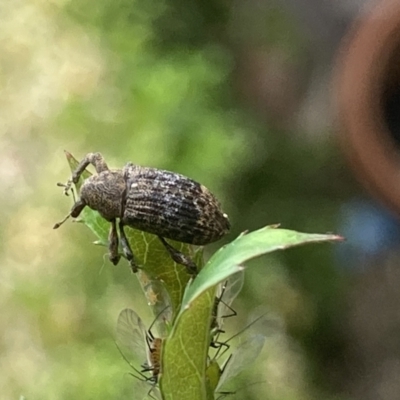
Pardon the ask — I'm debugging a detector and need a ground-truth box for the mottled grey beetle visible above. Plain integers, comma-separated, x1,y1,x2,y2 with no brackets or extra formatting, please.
54,152,230,275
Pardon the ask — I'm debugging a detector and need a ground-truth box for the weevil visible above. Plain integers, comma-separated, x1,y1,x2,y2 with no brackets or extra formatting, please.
54,152,230,275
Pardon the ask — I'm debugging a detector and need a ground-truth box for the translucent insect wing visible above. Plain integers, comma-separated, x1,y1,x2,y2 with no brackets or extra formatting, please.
216,334,266,392
126,379,160,400
116,308,148,364
149,387,162,400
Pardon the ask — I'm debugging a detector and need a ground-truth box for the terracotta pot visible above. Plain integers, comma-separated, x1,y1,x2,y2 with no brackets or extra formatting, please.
337,0,400,215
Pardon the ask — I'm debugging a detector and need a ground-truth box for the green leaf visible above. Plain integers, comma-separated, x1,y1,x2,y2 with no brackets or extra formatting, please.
160,226,342,400
159,287,215,400
60,151,203,314
181,226,343,311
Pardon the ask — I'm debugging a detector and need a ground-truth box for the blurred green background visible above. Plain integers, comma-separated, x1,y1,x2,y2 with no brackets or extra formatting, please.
0,1,382,399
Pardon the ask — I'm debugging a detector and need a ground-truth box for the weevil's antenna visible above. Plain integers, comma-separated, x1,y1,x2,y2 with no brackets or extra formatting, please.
54,179,77,229
70,187,76,202
53,213,71,229
57,181,74,197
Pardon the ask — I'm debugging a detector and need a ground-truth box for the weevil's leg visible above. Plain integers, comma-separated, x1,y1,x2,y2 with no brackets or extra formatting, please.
53,199,86,229
71,152,109,184
118,221,139,273
108,219,120,265
157,236,198,275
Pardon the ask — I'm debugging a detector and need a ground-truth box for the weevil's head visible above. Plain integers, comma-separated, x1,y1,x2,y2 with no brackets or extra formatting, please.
79,169,126,221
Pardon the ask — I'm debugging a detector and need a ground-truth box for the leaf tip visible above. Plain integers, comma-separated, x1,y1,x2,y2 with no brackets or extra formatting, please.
331,234,345,242
266,223,281,229
64,150,73,160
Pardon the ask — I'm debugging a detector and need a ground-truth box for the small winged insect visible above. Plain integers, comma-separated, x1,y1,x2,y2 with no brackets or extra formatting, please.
214,335,266,398
210,271,244,349
207,314,268,399
116,307,169,399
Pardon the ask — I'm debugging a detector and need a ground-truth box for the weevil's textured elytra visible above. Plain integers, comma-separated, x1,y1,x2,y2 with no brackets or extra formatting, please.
54,152,230,275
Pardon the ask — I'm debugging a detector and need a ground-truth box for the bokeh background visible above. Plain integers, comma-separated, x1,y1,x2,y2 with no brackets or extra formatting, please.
3,0,400,399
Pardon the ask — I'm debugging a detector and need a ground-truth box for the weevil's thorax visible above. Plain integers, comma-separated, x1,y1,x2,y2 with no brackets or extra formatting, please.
79,169,126,221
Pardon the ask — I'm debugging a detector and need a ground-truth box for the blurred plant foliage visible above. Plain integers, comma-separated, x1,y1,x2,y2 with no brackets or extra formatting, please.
60,0,248,187
0,0,350,400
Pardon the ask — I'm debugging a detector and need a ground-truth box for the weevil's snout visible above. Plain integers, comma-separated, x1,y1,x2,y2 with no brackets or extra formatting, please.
54,181,79,229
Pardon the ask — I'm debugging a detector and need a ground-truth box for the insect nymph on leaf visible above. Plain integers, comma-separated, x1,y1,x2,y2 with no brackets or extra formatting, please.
207,314,268,398
116,307,170,399
210,271,244,349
